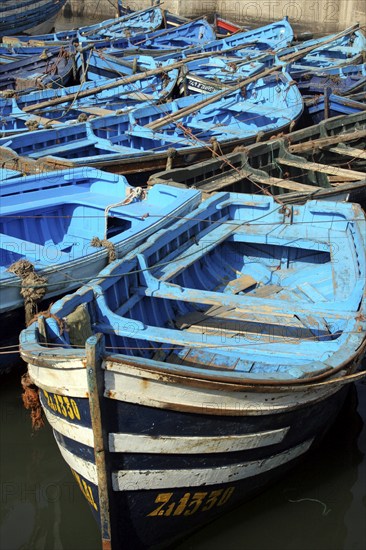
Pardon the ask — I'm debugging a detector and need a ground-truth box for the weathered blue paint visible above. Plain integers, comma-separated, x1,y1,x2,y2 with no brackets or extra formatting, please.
0,168,200,313
0,45,75,92
4,5,164,43
0,0,67,37
19,193,366,547
0,71,303,171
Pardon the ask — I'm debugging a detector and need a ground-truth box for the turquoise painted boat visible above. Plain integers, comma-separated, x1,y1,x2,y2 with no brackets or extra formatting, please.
0,61,179,137
0,70,303,174
2,4,164,43
0,167,200,313
20,193,366,548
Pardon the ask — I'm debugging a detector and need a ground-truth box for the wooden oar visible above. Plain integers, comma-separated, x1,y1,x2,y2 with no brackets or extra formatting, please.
145,23,360,131
288,129,366,153
21,44,268,113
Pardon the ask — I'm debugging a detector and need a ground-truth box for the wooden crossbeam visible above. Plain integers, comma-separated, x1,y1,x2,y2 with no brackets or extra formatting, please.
276,157,365,181
288,129,366,154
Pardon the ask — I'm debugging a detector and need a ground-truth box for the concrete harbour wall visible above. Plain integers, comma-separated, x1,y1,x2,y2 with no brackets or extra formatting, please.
63,0,366,33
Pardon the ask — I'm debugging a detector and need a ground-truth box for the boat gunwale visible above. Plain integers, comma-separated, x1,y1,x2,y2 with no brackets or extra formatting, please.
19,330,366,392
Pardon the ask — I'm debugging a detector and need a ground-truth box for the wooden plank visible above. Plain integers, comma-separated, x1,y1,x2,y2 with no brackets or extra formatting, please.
85,334,113,550
277,157,365,180
250,174,323,192
326,146,366,160
225,275,258,293
28,115,62,126
79,106,116,117
198,169,251,192
288,129,366,154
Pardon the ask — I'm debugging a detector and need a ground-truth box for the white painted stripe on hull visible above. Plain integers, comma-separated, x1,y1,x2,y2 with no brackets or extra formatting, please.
109,427,290,454
55,435,313,491
112,439,314,491
28,361,88,398
43,407,94,447
105,366,340,415
55,439,98,485
42,404,289,454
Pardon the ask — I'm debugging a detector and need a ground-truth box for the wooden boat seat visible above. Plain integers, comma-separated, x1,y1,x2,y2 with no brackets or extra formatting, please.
174,296,332,339
29,138,94,158
152,216,234,281
276,157,366,180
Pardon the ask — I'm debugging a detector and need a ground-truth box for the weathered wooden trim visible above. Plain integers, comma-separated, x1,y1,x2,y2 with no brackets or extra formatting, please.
43,407,94,446
86,335,112,549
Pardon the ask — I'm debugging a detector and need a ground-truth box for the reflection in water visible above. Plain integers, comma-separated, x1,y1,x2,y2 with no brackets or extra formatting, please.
0,369,100,550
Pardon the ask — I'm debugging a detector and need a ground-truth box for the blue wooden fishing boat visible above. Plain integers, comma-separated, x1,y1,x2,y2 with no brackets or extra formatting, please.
177,32,366,96
178,54,273,94
20,193,366,549
76,51,172,83
0,167,200,314
2,5,164,45
76,16,290,75
0,46,75,92
183,17,293,55
280,27,366,73
0,0,67,37
74,18,216,74
305,91,366,123
295,63,366,96
0,63,179,137
0,70,303,174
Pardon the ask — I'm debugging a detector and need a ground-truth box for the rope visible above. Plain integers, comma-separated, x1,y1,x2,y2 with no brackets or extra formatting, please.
90,237,117,263
103,186,146,239
7,260,47,325
21,372,44,430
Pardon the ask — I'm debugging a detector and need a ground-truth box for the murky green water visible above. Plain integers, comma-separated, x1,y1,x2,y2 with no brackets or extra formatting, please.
0,11,365,550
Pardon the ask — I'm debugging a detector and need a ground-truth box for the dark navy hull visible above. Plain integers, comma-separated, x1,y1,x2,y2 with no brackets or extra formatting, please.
40,386,349,548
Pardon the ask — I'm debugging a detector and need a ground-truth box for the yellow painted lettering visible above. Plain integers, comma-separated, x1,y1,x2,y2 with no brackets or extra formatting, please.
62,396,75,420
217,487,235,506
147,493,174,517
202,490,223,511
70,399,81,420
184,492,208,516
56,394,67,417
172,493,190,516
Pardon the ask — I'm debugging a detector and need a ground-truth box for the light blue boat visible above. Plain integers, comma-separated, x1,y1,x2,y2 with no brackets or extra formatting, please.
279,28,366,72
295,63,366,95
3,5,164,44
177,31,366,96
0,70,303,173
77,17,291,78
19,193,366,548
0,167,201,313
0,0,67,37
0,62,179,137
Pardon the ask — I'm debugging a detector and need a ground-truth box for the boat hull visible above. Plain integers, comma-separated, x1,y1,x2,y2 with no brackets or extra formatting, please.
0,0,67,37
27,354,360,549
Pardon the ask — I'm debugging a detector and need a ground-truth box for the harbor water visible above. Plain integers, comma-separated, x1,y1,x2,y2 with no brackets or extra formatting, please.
0,10,365,550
